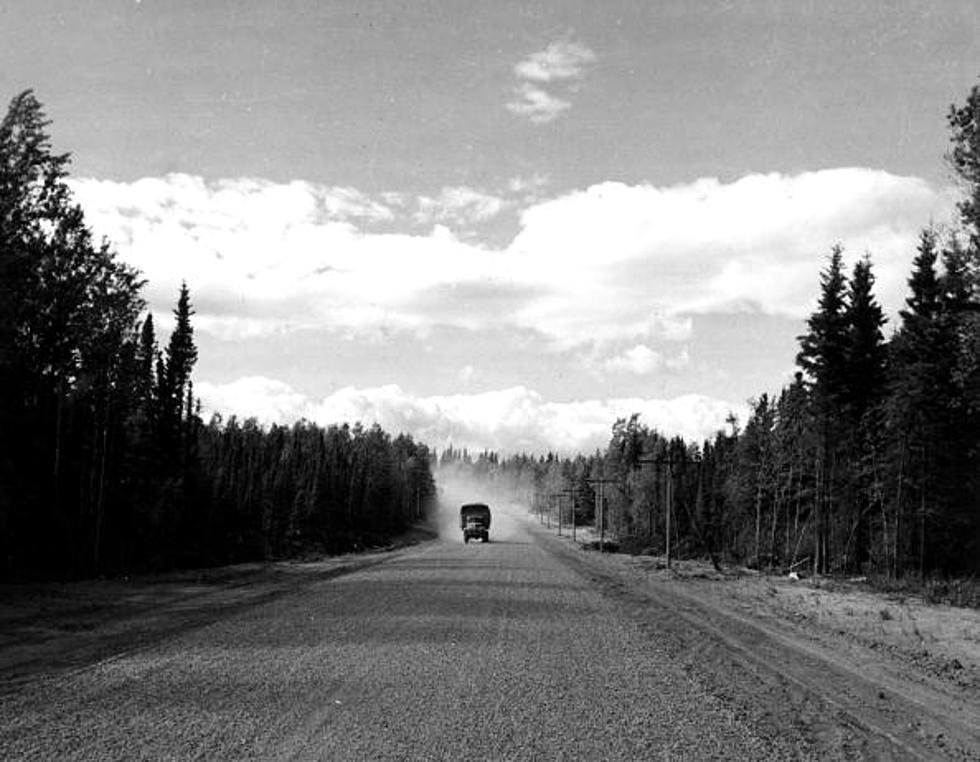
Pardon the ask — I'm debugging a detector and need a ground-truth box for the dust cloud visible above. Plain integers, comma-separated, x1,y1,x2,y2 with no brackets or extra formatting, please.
431,467,529,543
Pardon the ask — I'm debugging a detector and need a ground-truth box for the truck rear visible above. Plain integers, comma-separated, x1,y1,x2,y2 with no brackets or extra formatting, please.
460,503,491,543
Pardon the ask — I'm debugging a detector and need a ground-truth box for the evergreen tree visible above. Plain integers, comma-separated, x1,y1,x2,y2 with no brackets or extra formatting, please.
842,256,887,569
887,228,965,573
797,245,850,406
0,90,146,575
0,91,75,571
796,245,850,572
844,256,888,422
948,78,980,248
162,281,198,426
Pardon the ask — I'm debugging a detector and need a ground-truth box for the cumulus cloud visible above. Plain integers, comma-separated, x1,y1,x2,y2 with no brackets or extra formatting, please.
70,174,508,340
70,167,953,349
507,39,596,124
604,344,663,375
415,186,509,227
508,169,953,345
195,377,742,454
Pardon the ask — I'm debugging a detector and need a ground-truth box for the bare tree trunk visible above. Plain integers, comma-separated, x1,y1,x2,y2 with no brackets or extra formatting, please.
53,387,64,526
782,465,794,567
769,473,781,571
893,440,905,579
919,449,927,579
791,466,802,566
814,455,822,576
93,389,111,573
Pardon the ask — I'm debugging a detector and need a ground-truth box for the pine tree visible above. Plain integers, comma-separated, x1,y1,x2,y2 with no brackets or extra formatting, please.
887,229,956,574
796,245,850,573
843,256,887,570
163,282,198,424
844,256,888,422
0,91,75,571
797,245,851,406
947,79,980,249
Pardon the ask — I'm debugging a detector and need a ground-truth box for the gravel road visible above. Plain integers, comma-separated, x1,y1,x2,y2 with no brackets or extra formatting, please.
1,506,976,760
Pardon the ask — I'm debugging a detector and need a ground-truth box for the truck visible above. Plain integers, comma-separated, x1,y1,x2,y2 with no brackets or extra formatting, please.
460,503,491,543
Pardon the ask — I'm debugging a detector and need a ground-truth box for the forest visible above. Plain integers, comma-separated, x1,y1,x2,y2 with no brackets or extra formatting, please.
440,81,980,579
2,79,978,582
0,91,435,579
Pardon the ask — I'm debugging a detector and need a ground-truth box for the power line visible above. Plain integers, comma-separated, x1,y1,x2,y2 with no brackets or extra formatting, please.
585,477,617,553
635,456,673,570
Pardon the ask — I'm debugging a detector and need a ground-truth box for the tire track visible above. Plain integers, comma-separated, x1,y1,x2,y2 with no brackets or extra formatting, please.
531,524,980,760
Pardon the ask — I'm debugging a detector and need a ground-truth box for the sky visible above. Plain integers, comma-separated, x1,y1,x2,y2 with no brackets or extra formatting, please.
2,1,978,454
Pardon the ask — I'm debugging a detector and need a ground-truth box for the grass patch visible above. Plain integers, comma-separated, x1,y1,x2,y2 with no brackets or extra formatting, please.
868,574,980,609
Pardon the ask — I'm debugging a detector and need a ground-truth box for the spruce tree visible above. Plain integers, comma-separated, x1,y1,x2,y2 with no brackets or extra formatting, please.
947,79,980,248
843,256,887,569
844,256,887,422
164,282,198,423
796,245,851,572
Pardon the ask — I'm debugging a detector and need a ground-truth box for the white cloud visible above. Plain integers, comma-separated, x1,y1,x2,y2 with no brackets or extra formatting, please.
508,169,953,345
415,186,509,226
507,174,551,203
195,377,743,454
513,39,597,83
505,83,572,124
508,174,550,194
198,377,311,424
666,348,691,371
70,174,506,340
604,344,663,375
507,39,596,124
70,167,953,349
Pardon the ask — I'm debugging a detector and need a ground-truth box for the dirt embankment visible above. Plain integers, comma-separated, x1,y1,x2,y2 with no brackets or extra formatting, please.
563,523,980,695
543,522,980,758
636,558,980,696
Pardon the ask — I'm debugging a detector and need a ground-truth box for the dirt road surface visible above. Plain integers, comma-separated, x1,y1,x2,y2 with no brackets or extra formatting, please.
2,506,978,760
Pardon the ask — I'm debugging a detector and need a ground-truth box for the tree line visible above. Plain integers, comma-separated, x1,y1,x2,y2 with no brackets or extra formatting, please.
0,91,435,580
441,80,980,578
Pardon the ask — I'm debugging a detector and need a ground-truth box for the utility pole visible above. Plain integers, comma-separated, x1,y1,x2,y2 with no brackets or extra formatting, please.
586,477,617,553
561,489,577,542
636,455,674,570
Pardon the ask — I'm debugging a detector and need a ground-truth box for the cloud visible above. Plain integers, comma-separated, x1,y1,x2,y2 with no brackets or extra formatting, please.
507,39,596,124
506,83,572,125
598,344,690,377
195,377,743,455
666,348,691,371
70,167,953,349
507,174,550,203
604,345,663,375
513,39,597,83
70,174,507,340
508,169,953,345
415,186,509,227
508,174,549,194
